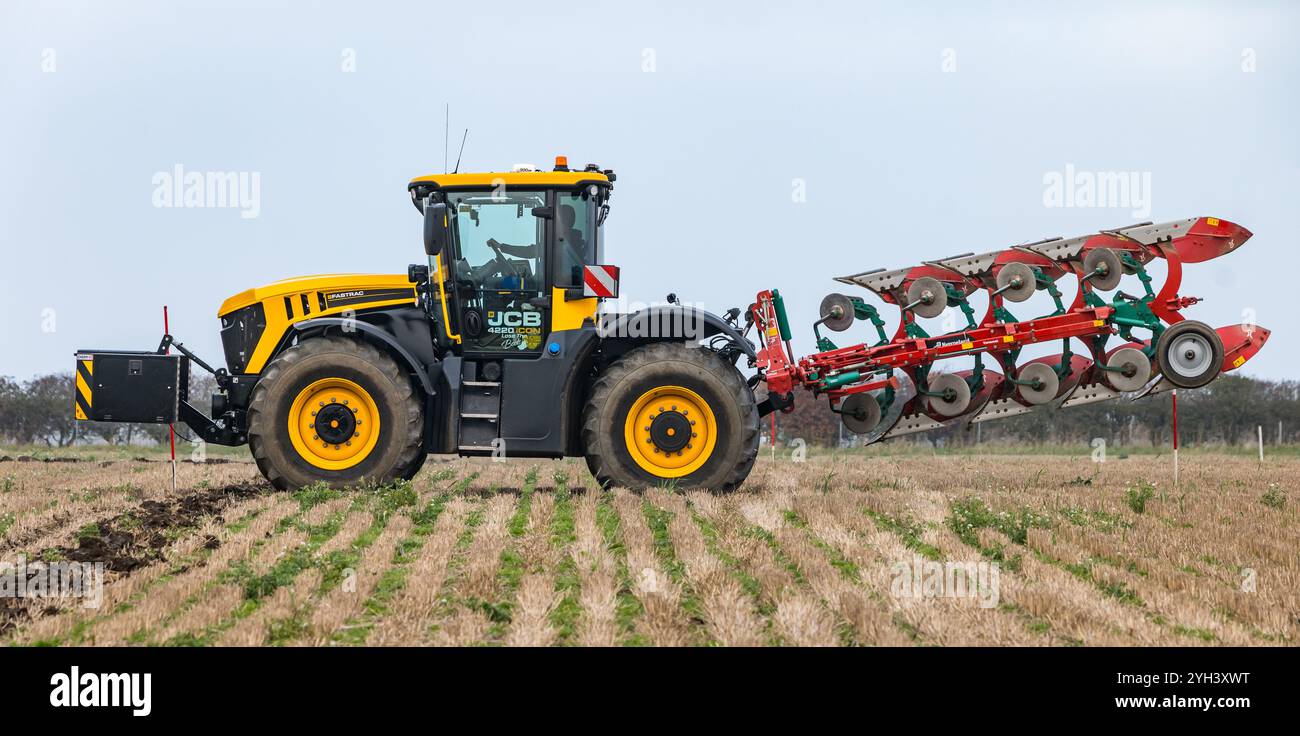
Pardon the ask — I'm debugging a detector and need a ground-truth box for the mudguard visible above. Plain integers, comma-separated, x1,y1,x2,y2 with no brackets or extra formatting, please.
598,305,755,360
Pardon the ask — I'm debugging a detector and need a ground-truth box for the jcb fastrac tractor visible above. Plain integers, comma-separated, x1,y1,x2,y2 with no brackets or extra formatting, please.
74,156,1269,491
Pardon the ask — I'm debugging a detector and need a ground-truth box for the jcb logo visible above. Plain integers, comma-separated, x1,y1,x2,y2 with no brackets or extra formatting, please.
488,311,541,328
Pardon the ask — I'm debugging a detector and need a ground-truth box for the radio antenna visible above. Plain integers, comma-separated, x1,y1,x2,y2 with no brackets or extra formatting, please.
443,103,449,173
453,129,469,173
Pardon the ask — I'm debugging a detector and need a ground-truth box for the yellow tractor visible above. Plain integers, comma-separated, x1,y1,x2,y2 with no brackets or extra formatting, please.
75,157,762,490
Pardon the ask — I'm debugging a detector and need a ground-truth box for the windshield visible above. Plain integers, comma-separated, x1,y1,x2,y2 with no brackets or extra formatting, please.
446,191,546,290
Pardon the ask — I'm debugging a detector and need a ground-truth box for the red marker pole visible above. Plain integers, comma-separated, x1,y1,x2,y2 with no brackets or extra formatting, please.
1171,389,1179,487
164,306,176,493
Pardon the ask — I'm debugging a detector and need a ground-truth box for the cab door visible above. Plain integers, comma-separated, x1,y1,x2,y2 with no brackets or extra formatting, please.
444,189,551,355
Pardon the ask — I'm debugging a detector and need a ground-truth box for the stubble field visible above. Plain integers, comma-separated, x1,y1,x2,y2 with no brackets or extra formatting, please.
1,449,1294,646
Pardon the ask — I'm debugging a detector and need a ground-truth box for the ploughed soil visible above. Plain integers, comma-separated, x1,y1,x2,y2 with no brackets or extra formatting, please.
0,455,244,465
1,482,270,636
40,482,270,572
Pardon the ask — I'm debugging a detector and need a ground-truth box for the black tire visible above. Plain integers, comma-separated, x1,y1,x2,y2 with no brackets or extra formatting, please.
1155,320,1223,389
398,450,429,481
582,342,759,492
247,336,424,490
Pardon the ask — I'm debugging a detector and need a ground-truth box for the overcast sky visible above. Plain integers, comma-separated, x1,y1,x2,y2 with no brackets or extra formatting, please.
2,0,1296,381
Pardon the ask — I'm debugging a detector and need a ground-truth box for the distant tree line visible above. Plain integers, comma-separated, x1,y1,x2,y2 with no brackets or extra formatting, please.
3,370,1295,449
764,374,1300,448
0,372,220,447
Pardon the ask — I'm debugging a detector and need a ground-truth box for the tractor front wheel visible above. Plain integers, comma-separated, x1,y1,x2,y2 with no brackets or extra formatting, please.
582,343,760,491
247,337,424,490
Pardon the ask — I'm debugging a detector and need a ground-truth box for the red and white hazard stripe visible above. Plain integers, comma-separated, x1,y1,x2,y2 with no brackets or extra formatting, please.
582,265,620,298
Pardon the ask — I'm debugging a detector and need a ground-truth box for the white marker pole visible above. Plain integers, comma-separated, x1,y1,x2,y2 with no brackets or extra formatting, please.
1258,425,1264,463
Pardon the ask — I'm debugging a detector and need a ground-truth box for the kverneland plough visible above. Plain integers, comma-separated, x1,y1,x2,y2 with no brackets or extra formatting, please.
751,216,1270,441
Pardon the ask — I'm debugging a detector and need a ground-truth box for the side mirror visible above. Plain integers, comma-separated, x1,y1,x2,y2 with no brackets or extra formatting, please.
423,201,451,256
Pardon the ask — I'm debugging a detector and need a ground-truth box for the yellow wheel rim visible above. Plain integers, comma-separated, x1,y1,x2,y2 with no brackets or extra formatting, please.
287,377,381,471
623,385,717,478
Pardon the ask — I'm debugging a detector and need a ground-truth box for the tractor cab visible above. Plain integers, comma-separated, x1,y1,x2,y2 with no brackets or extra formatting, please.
407,157,621,456
408,157,617,355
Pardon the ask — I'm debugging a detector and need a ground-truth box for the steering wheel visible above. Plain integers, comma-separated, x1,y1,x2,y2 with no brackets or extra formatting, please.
485,238,524,280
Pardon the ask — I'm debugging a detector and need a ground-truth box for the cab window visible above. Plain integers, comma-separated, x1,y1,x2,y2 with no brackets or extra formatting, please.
554,187,599,288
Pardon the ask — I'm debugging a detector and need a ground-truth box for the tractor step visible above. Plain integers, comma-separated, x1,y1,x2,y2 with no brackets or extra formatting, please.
459,365,503,450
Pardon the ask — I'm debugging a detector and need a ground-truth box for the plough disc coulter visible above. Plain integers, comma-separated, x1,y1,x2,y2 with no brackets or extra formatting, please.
749,217,1270,442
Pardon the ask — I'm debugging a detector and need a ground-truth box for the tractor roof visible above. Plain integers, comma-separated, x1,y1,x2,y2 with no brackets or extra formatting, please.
408,170,609,191
408,157,613,193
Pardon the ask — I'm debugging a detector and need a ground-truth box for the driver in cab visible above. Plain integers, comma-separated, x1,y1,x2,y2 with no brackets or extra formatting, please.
481,203,587,289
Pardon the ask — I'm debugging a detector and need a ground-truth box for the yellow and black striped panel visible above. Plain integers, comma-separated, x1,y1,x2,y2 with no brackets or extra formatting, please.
74,356,93,421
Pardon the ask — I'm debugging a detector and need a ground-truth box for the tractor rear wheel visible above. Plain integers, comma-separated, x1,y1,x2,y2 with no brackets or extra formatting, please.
582,343,760,491
247,336,424,490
